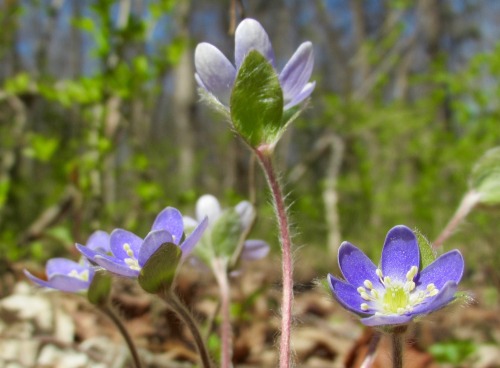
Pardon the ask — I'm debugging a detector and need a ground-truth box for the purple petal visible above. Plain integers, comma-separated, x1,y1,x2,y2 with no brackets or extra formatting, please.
46,258,86,278
416,250,464,290
235,200,255,230
410,281,458,315
194,43,236,105
338,242,380,288
380,225,420,282
110,229,143,260
196,194,221,223
180,216,209,261
240,239,270,261
138,230,174,267
93,255,140,278
76,243,102,262
86,230,111,252
24,271,91,293
235,18,275,68
284,81,316,109
361,313,414,327
280,42,314,103
151,207,184,244
328,274,368,314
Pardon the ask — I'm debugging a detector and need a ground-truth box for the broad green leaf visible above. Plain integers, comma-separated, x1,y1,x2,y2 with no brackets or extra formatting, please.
210,209,243,259
230,51,284,147
138,243,181,294
469,146,500,204
87,270,112,306
414,229,436,269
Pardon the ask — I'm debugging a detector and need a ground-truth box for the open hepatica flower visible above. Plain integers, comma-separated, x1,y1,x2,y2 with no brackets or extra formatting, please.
23,230,111,293
328,225,464,327
76,207,208,278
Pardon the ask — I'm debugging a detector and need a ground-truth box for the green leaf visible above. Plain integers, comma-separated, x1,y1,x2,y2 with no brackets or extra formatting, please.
414,228,436,269
429,340,476,364
87,270,112,306
469,146,500,204
138,243,181,294
210,209,243,259
230,51,284,147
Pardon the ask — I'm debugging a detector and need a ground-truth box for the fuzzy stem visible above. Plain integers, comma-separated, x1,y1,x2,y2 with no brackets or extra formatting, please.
391,332,404,368
255,147,293,368
360,332,382,368
100,304,143,368
212,258,233,368
161,290,213,368
433,190,482,249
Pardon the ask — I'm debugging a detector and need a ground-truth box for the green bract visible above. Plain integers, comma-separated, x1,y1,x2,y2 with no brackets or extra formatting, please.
87,269,112,306
138,243,182,294
230,51,284,148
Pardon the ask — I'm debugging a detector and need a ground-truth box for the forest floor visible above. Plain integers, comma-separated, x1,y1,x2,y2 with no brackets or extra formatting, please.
1,258,500,368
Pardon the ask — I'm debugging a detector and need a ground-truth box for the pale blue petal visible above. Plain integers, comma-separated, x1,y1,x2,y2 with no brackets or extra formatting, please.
94,255,140,278
24,270,90,293
180,217,208,260
283,81,315,109
240,239,270,261
194,42,236,105
235,18,275,68
46,258,86,278
110,229,143,260
410,281,458,315
86,230,111,253
151,207,184,244
361,313,414,327
138,230,174,267
280,42,314,103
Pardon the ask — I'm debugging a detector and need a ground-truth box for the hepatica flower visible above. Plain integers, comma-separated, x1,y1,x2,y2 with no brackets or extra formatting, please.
76,207,207,278
328,225,464,327
24,230,111,293
195,18,315,110
184,194,270,263
195,18,315,148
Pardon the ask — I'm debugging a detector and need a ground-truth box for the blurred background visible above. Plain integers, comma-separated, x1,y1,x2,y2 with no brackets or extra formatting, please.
1,0,500,365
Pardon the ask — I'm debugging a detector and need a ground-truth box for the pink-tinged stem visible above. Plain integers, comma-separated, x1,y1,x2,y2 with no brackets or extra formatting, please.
212,259,233,368
433,190,482,249
255,146,293,368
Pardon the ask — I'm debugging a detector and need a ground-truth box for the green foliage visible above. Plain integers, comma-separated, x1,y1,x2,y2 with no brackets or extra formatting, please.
23,133,59,162
429,340,476,364
210,209,242,259
87,270,112,306
414,229,437,269
230,51,284,148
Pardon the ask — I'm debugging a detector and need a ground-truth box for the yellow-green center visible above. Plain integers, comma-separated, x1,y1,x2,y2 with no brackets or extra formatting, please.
357,266,439,315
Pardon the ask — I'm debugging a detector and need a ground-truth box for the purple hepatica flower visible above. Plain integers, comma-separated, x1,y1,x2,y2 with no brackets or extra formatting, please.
195,18,315,111
184,194,270,261
24,259,94,293
328,225,464,327
24,230,111,293
76,207,208,278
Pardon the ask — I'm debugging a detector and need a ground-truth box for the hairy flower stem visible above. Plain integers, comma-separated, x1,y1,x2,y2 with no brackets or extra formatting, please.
391,329,406,368
100,304,143,368
255,147,293,368
161,290,213,368
360,332,382,368
433,190,482,249
212,259,233,368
